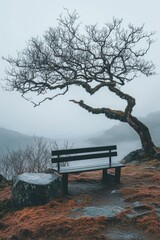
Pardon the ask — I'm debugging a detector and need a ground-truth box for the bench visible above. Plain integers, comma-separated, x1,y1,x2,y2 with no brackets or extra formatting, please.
51,145,125,194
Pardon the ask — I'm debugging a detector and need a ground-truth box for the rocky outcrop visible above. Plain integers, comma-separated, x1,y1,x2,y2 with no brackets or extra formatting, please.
121,147,160,163
12,173,62,207
0,174,9,187
121,148,145,163
154,152,160,160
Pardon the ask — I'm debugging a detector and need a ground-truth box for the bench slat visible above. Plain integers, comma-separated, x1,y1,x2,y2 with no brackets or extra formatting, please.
52,145,117,156
52,151,117,163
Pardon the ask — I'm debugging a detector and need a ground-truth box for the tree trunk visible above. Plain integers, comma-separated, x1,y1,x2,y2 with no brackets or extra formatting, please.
127,115,159,157
107,85,160,157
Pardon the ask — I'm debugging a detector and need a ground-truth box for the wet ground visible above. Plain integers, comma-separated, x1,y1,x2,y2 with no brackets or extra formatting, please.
66,169,159,240
0,161,159,240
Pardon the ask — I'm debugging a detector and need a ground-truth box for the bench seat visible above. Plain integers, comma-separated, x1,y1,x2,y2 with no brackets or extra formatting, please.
53,163,125,174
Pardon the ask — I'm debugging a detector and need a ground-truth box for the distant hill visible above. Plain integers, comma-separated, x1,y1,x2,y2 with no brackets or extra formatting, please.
141,111,160,144
88,111,160,146
0,127,34,154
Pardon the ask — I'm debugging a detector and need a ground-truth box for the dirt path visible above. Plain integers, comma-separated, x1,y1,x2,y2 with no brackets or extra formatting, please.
67,163,160,240
68,180,149,240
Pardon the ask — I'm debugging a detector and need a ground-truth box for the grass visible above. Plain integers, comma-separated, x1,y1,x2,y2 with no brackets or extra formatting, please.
0,159,160,240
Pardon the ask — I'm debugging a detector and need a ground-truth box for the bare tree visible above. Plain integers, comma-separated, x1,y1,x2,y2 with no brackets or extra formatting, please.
25,137,50,172
0,148,27,179
0,137,73,179
3,11,160,157
0,138,51,179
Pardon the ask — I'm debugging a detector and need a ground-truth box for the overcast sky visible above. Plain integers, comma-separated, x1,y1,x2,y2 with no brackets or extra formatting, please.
0,0,160,139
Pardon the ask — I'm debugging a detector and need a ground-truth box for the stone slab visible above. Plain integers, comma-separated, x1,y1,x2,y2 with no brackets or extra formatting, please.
12,173,62,207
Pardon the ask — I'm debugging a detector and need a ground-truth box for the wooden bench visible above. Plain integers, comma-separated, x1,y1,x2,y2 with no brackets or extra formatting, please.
51,145,125,194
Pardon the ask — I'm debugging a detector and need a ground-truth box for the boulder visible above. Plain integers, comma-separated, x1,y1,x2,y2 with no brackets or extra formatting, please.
12,173,62,207
154,152,160,160
121,148,145,163
0,174,9,187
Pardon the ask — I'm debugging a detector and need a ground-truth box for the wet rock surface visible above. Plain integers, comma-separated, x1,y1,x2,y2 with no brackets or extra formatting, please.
122,147,160,163
69,182,126,218
121,148,145,163
12,173,62,207
126,201,153,220
67,178,158,240
71,205,124,218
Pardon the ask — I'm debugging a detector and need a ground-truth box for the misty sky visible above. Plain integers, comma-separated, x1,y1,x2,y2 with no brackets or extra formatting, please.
0,0,160,139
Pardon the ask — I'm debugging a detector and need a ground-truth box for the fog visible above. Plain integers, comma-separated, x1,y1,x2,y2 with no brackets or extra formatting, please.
0,0,160,140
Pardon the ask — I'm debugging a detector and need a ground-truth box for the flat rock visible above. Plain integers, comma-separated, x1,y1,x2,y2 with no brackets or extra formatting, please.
71,205,124,218
12,173,62,207
83,206,124,218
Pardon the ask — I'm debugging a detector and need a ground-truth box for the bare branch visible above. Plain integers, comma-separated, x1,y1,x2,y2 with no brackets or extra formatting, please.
70,99,126,122
3,11,155,106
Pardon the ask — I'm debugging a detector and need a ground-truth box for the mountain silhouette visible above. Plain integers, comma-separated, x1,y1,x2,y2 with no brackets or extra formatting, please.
0,127,34,154
88,111,160,146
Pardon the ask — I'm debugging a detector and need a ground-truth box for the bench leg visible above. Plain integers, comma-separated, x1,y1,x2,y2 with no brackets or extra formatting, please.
62,173,68,194
102,169,108,182
115,167,121,183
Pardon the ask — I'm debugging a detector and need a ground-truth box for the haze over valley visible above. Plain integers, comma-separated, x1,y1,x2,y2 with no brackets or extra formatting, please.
0,111,159,161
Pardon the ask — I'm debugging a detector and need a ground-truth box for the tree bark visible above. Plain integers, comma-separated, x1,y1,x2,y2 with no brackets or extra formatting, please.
127,115,159,156
108,85,159,157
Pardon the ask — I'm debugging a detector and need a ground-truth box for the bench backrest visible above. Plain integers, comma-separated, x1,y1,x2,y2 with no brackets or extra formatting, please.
51,145,117,171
